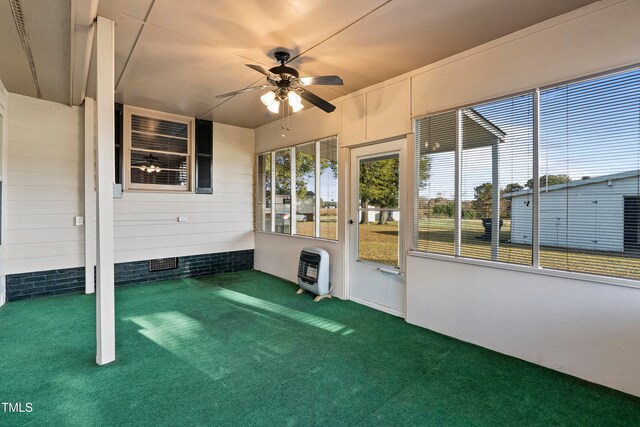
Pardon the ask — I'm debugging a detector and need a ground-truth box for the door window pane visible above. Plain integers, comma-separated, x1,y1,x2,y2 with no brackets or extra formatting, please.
358,155,400,266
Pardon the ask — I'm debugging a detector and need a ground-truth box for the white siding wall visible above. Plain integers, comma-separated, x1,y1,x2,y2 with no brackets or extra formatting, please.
6,95,254,273
114,123,255,262
512,177,638,252
6,93,84,274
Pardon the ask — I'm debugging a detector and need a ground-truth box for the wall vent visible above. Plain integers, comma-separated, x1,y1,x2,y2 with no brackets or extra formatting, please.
149,257,178,272
9,0,41,98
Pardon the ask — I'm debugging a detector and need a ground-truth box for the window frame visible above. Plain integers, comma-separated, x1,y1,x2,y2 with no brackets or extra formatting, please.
256,135,339,242
123,105,195,192
411,65,640,287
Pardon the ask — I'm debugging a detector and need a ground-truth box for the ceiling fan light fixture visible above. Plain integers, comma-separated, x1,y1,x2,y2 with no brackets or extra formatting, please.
287,91,303,112
267,99,280,114
287,91,301,105
260,90,276,106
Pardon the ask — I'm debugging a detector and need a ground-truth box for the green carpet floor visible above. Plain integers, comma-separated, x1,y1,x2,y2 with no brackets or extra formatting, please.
1,270,639,426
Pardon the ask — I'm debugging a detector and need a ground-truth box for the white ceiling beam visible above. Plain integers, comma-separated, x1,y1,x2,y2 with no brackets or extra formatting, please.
70,0,99,105
114,0,157,91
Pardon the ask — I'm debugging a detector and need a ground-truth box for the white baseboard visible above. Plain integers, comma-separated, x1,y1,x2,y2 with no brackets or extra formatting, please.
348,296,405,318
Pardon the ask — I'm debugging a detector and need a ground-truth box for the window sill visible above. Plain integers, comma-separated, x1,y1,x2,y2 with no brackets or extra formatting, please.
255,230,338,244
407,250,640,290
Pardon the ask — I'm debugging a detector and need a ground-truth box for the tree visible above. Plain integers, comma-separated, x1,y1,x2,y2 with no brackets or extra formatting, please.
526,174,571,189
473,182,493,218
359,158,400,224
503,183,524,194
273,149,335,212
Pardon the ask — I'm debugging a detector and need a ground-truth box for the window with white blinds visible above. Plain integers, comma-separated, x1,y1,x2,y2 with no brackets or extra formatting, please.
460,94,533,265
256,136,338,240
539,68,640,280
414,111,456,255
413,67,640,281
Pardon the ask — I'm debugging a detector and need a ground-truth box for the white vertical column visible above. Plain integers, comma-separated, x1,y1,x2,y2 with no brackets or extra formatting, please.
491,142,500,261
84,97,96,294
454,110,462,256
95,16,115,366
314,141,321,238
290,147,297,235
532,89,541,268
270,153,276,233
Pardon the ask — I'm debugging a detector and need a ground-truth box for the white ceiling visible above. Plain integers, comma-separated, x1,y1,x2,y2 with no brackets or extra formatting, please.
1,0,598,128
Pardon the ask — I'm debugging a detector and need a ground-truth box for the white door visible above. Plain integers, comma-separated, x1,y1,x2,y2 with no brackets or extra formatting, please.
349,139,405,316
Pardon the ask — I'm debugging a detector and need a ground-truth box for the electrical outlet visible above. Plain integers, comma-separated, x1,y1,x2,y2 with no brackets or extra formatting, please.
75,216,84,226
177,216,187,223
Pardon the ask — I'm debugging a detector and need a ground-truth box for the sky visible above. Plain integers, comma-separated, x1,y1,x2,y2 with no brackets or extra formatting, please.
421,68,640,201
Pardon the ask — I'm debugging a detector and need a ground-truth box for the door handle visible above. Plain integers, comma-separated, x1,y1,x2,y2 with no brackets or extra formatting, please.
349,219,354,224
378,267,405,277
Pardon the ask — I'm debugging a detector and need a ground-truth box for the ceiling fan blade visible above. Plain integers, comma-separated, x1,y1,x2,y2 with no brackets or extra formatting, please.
246,64,280,81
300,89,336,113
299,75,343,86
216,85,274,98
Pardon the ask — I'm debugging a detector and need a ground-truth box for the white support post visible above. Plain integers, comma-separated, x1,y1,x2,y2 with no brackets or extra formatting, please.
270,153,276,233
491,142,500,261
454,109,463,256
314,141,321,238
84,97,96,294
532,89,541,268
95,16,115,366
290,147,297,236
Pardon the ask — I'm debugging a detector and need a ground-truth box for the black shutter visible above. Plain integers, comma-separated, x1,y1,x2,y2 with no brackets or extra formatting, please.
195,119,213,194
114,103,123,184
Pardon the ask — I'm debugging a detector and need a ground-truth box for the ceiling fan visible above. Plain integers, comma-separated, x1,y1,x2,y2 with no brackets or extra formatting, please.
216,51,343,113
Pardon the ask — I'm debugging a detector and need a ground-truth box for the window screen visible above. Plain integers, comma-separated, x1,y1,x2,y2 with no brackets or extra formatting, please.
274,149,291,234
539,68,640,279
295,143,315,237
256,153,272,232
256,136,338,241
319,137,338,240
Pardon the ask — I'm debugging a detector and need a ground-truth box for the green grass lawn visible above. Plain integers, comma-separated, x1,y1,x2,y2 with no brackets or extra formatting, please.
296,213,639,279
418,218,640,280
1,271,639,425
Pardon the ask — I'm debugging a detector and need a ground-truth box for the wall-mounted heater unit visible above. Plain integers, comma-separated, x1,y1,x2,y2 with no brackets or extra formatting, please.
297,247,331,302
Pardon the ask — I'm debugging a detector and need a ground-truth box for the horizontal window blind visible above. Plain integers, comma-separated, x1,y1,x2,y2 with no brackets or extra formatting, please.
539,68,640,279
460,94,533,265
414,67,640,281
414,111,456,255
127,110,192,189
